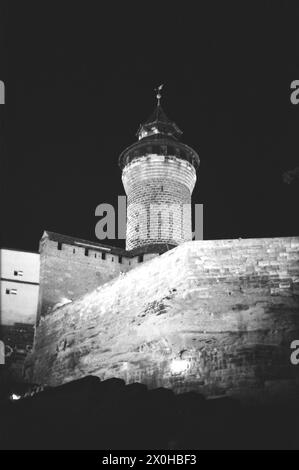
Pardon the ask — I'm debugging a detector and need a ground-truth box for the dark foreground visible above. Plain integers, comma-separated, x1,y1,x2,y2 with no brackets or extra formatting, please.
0,375,298,450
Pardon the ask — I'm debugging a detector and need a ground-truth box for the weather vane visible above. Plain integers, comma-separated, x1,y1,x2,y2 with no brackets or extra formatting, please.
155,84,164,106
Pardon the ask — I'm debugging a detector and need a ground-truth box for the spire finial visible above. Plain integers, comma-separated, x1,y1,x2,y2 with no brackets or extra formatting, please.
155,84,164,106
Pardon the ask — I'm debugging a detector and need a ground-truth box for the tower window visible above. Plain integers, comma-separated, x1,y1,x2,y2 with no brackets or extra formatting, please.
57,242,62,250
84,248,89,256
111,257,114,262
101,252,106,260
14,270,23,277
73,249,76,254
119,256,122,264
6,289,17,295
138,255,144,263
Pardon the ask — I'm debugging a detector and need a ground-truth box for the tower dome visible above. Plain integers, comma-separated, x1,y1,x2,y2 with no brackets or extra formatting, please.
119,89,200,253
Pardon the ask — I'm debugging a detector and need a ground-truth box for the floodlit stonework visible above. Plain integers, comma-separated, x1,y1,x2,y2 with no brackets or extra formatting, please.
122,155,196,249
26,237,299,403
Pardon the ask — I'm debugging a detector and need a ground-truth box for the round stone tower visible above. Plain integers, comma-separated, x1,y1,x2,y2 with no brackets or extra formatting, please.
119,89,200,253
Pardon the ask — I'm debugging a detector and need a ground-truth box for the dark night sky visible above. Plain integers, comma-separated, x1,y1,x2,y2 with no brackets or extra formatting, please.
1,1,299,253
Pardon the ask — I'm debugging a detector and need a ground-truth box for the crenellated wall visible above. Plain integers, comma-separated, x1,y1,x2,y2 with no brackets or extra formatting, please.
37,231,156,323
26,237,299,403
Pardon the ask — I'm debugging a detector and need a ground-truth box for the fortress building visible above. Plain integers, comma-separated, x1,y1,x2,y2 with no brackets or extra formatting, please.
1,91,299,404
119,96,199,251
0,249,39,381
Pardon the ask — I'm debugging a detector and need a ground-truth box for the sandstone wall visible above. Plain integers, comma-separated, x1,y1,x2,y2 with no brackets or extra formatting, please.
27,237,299,403
37,236,152,322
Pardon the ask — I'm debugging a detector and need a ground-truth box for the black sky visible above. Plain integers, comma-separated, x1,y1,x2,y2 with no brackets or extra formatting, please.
1,1,299,252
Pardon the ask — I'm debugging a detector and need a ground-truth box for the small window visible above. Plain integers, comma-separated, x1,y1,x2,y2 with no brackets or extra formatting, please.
73,249,76,254
6,288,17,295
101,252,106,260
14,270,23,277
138,255,144,263
111,257,114,262
94,253,97,258
57,242,62,250
119,256,122,264
84,248,89,256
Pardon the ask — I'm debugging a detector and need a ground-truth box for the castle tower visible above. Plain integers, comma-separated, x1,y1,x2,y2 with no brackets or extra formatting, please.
119,88,200,253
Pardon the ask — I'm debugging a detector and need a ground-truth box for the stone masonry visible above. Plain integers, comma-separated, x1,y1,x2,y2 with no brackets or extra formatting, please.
37,231,156,323
122,155,196,250
26,236,299,404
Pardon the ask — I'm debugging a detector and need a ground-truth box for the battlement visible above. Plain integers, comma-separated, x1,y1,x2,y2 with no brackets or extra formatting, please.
37,231,158,322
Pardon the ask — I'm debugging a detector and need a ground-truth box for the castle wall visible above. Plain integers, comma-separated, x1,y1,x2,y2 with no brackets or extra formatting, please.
27,237,299,403
37,233,155,323
38,238,128,321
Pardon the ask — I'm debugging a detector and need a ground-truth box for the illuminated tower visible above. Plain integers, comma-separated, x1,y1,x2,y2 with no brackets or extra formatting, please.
119,87,200,253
